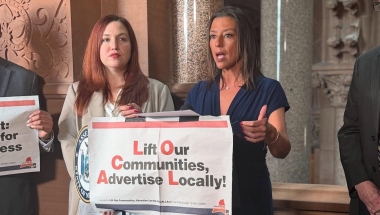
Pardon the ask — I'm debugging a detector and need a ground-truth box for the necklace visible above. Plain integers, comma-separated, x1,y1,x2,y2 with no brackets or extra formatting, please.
222,84,237,90
222,81,243,90
221,76,243,90
221,84,234,90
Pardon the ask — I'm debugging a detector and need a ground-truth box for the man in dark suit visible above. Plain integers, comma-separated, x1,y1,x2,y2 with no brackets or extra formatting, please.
0,57,54,215
338,2,380,215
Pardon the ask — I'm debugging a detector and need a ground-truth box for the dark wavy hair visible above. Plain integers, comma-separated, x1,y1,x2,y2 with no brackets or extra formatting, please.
207,6,261,90
75,14,149,116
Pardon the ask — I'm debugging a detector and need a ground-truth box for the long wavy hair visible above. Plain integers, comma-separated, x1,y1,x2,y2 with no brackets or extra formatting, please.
75,14,149,116
207,6,261,90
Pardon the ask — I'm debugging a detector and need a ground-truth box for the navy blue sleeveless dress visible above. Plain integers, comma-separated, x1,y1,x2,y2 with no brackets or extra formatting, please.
184,75,290,215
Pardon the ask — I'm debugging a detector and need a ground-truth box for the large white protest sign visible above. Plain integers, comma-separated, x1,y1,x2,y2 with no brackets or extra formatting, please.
0,96,40,176
89,116,232,215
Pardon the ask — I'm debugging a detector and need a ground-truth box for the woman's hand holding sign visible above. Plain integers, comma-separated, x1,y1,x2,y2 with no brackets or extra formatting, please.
118,103,142,118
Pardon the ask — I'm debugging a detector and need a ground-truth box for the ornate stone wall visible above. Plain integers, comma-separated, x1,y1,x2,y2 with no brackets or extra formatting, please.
0,0,71,82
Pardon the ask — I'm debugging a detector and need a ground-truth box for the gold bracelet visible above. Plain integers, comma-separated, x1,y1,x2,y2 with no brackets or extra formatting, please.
268,130,280,145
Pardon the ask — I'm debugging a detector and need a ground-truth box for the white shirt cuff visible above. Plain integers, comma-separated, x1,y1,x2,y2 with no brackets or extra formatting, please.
39,131,54,152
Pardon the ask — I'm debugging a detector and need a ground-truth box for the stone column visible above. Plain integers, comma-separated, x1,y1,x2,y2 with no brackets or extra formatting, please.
334,107,346,185
313,72,352,185
261,1,314,183
172,0,223,82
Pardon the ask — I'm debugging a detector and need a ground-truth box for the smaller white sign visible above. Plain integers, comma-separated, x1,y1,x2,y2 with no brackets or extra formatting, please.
0,96,40,176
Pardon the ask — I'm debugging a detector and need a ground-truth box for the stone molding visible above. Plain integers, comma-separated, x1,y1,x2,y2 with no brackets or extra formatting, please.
312,70,352,108
325,0,359,58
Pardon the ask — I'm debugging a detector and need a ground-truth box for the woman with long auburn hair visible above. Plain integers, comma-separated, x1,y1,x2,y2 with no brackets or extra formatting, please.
58,14,174,215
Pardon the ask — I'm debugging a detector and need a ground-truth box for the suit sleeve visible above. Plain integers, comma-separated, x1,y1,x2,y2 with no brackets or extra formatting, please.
26,71,44,109
58,84,79,179
338,59,370,196
33,74,48,111
29,72,54,152
31,73,39,96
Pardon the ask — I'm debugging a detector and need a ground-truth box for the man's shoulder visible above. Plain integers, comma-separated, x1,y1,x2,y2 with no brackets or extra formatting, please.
357,46,380,62
0,58,36,78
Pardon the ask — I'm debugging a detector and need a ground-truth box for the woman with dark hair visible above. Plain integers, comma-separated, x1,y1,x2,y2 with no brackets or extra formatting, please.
184,6,291,215
58,14,174,215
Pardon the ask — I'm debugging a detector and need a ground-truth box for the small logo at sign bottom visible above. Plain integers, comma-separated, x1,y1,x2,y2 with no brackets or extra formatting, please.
212,199,229,215
20,157,35,168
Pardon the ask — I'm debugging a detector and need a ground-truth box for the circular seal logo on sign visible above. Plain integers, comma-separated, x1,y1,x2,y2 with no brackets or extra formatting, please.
74,125,90,203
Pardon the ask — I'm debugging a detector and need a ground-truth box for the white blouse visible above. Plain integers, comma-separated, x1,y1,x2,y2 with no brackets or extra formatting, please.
105,89,123,117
